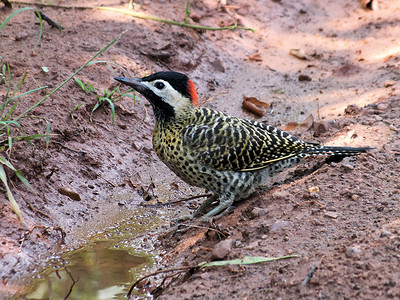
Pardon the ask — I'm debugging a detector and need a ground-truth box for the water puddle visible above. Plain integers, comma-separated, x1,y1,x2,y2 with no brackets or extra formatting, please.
20,209,166,300
26,241,151,299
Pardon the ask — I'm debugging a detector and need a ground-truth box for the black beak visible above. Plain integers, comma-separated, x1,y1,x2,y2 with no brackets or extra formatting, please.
114,77,147,93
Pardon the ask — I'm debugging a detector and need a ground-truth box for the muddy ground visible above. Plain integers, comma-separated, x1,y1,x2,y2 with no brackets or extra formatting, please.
1,0,400,299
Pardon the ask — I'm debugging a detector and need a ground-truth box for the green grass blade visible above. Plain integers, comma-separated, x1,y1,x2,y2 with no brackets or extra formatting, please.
15,134,49,141
14,169,35,194
9,71,27,100
15,30,128,121
105,98,115,126
0,163,22,222
0,7,33,31
7,85,48,103
45,120,50,149
4,63,11,104
74,78,86,90
33,10,44,50
199,255,297,268
0,155,15,170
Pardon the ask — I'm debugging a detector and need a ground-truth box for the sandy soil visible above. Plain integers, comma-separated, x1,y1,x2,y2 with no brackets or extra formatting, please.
0,0,399,299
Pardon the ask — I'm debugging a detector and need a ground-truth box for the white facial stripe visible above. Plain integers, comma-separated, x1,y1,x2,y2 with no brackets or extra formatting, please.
143,79,189,110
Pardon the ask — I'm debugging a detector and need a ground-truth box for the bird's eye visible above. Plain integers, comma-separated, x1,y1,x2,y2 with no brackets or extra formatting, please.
155,82,165,89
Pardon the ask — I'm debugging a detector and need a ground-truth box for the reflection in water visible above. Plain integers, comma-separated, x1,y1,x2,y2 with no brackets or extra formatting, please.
27,241,151,299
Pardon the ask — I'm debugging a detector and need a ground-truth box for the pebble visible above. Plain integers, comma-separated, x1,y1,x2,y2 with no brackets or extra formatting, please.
15,32,28,41
58,187,81,201
324,211,338,219
344,104,362,115
380,230,392,238
345,245,363,259
272,190,290,201
298,74,312,82
270,220,294,232
313,120,330,136
211,239,234,261
244,240,259,250
384,80,395,88
249,207,268,219
341,163,355,171
389,124,398,132
377,103,388,111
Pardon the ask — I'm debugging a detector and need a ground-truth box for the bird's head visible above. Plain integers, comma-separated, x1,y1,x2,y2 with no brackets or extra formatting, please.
115,71,199,122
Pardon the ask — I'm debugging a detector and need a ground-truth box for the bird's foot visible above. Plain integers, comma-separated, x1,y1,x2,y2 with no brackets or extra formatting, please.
171,214,194,224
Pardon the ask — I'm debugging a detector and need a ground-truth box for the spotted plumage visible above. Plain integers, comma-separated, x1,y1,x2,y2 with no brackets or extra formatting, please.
115,71,371,221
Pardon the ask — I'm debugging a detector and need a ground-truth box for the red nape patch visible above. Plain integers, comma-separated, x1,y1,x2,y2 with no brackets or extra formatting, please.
187,79,199,106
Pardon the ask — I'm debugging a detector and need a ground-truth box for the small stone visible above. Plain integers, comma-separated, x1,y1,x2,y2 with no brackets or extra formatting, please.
377,103,388,111
58,187,81,201
298,74,312,82
389,124,398,132
234,240,243,248
384,80,395,88
351,194,360,201
249,207,268,219
380,230,392,238
118,123,127,130
290,48,308,60
308,186,320,193
344,104,362,115
341,163,355,171
244,240,259,250
324,211,338,219
211,239,234,261
15,32,28,41
313,120,330,136
270,220,293,232
272,190,290,201
345,245,363,258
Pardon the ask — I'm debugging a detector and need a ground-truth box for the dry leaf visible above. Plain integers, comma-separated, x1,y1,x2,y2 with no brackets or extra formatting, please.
248,53,263,62
289,48,308,60
361,0,379,10
243,96,270,108
242,96,270,117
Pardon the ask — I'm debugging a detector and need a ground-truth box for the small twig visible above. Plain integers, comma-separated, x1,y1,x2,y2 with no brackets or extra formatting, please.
19,225,66,250
198,91,228,107
9,2,255,32
302,264,317,285
98,174,116,187
35,10,64,30
177,223,228,237
294,200,325,208
64,267,78,300
127,266,197,297
99,7,255,31
54,142,82,154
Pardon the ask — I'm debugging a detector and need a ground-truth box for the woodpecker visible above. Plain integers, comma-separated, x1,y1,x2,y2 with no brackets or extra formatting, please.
115,71,371,221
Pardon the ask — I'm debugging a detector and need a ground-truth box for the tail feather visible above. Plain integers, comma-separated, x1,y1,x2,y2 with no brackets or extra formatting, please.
304,145,373,157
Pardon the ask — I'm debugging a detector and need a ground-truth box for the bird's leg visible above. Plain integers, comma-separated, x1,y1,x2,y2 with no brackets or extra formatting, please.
192,193,219,216
172,194,218,223
200,194,235,222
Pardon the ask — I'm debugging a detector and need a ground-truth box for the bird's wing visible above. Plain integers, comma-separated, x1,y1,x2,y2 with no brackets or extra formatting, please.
181,114,311,172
